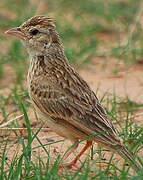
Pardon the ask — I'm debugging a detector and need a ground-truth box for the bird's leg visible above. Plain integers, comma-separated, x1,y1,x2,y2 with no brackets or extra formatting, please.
65,140,93,169
62,141,79,161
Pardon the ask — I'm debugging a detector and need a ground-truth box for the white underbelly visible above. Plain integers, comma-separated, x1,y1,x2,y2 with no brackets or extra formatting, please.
35,107,86,141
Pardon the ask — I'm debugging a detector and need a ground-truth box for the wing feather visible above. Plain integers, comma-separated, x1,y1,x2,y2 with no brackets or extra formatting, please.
29,55,120,146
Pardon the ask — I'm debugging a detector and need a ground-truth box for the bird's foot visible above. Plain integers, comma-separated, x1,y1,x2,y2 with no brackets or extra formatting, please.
59,159,78,169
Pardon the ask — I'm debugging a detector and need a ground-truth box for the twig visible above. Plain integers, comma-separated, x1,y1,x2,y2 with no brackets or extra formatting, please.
0,114,24,128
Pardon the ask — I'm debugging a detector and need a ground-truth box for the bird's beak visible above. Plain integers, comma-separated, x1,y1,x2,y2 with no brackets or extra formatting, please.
5,27,26,40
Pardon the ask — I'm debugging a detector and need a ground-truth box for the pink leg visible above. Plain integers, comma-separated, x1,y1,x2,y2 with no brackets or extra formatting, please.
62,142,79,161
65,140,93,169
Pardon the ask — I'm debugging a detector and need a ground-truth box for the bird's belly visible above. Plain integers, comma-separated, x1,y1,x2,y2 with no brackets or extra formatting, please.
36,108,86,141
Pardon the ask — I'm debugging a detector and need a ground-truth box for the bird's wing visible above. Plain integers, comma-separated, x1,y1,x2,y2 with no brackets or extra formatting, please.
30,55,120,146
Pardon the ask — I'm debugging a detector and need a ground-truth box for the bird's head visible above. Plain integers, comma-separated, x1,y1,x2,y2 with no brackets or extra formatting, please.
5,15,62,56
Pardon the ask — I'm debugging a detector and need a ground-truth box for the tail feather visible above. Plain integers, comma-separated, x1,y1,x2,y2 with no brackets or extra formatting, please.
117,145,141,173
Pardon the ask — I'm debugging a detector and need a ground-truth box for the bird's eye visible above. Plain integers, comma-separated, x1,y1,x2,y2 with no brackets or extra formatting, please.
30,29,39,35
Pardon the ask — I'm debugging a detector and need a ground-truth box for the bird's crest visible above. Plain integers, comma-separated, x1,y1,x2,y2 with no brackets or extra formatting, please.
21,15,55,29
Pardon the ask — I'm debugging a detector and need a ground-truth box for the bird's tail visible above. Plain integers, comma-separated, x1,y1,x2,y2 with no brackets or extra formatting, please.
117,145,142,173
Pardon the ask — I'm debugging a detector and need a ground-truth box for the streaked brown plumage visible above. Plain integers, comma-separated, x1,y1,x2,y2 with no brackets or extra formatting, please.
6,15,141,172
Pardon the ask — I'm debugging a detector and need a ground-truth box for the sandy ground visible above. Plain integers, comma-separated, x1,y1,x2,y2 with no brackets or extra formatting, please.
80,58,143,104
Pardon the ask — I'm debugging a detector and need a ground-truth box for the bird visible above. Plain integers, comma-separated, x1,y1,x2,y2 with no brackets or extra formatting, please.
5,15,141,172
